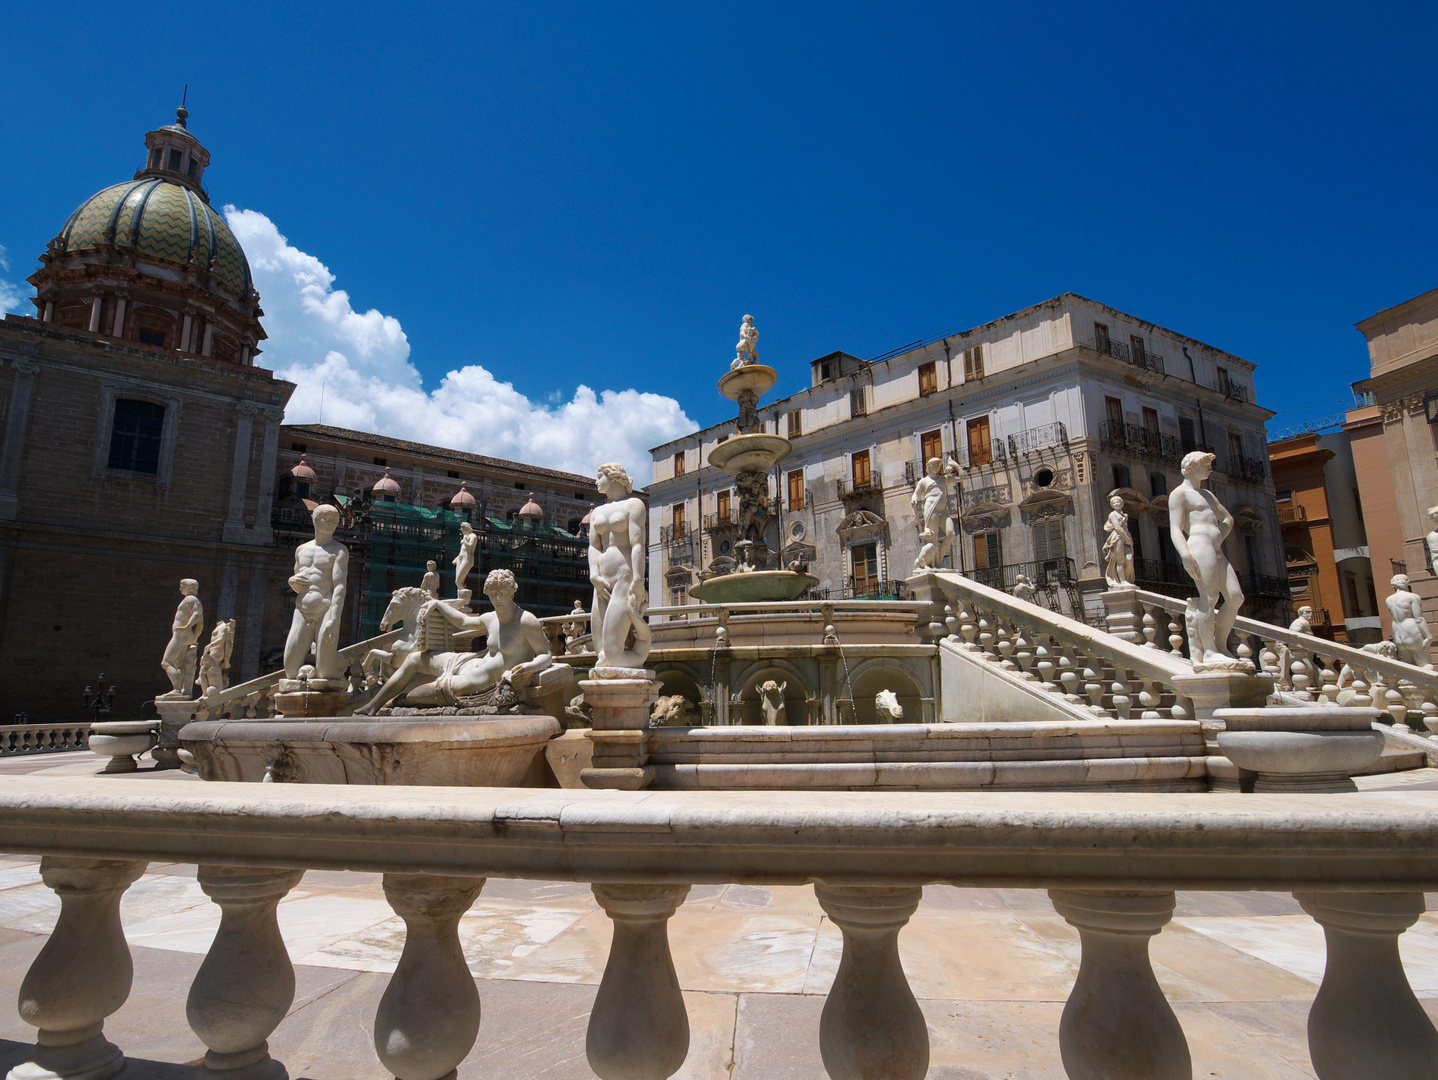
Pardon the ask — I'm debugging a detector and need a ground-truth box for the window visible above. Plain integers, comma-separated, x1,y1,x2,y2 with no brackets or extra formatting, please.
1142,407,1159,437
138,329,166,347
374,457,387,467
213,334,239,364
1031,517,1065,574
1113,464,1131,490
1131,335,1146,364
1217,367,1232,395
1227,432,1244,468
291,442,307,452
514,481,525,489
148,148,161,169
966,416,992,466
851,450,872,490
295,480,311,500
673,450,686,477
56,300,89,329
918,361,938,396
974,531,1001,570
920,429,943,465
1094,322,1111,352
1178,416,1196,453
1105,396,1124,431
168,149,183,171
671,503,685,539
1275,489,1293,503
852,543,879,594
963,344,984,381
670,584,688,607
447,470,460,479
187,159,198,180
788,469,805,511
716,490,731,522
850,387,867,417
107,399,165,474
1149,472,1167,496
787,410,802,437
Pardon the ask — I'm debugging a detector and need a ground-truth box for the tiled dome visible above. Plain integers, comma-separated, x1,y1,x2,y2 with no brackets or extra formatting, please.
290,454,316,480
449,480,477,508
372,468,401,495
518,493,544,520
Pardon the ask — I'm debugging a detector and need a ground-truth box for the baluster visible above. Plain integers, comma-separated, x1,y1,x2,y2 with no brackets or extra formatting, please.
588,884,691,1080
1168,691,1192,723
1291,648,1313,698
1368,669,1390,718
959,605,978,650
1110,671,1133,720
1420,688,1438,736
374,873,486,1080
1235,636,1253,668
188,866,306,1080
1048,891,1190,1080
1056,644,1082,702
1348,666,1372,709
814,885,928,1080
1317,656,1340,705
1167,616,1185,658
1141,608,1159,649
1138,677,1161,720
943,604,959,641
1386,682,1410,731
1081,652,1106,714
976,612,994,657
995,621,1017,670
1295,892,1438,1078
11,858,147,1080
1012,626,1035,679
1034,640,1057,692
1259,639,1281,678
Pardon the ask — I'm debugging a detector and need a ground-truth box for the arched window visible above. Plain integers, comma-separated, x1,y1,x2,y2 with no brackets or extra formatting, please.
56,300,89,329
107,399,165,474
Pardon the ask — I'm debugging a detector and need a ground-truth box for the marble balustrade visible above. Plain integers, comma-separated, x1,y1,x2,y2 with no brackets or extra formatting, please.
0,779,1435,1080
0,723,94,756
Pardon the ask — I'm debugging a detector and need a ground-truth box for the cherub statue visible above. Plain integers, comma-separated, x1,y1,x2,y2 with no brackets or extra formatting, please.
1102,494,1135,588
1012,573,1038,602
198,619,236,698
732,313,759,370
561,600,587,652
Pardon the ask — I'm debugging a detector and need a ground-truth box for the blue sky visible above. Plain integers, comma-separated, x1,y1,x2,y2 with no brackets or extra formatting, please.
2,2,1434,477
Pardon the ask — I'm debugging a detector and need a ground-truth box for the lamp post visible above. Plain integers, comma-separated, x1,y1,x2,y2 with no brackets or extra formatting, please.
83,675,116,723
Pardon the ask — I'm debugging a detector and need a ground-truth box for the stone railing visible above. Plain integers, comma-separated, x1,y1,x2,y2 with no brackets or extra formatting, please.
925,570,1203,722
1128,587,1438,735
0,722,94,756
0,779,1434,1079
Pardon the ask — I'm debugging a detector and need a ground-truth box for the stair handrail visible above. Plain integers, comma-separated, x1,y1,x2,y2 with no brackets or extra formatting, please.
196,627,405,714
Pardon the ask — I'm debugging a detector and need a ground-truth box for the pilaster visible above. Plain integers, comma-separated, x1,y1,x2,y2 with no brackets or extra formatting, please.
0,358,40,521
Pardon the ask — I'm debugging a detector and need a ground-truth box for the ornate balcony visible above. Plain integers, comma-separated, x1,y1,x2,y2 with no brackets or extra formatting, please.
1277,503,1307,524
1007,421,1068,457
1099,421,1183,465
1227,454,1269,485
1084,336,1166,375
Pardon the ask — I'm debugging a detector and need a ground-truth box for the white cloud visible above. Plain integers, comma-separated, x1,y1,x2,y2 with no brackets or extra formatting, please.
225,209,694,484
0,246,25,316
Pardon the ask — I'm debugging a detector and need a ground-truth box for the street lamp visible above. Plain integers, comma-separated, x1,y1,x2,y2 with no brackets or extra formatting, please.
83,675,116,723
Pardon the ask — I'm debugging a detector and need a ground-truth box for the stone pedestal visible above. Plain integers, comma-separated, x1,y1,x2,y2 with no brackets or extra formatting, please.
1100,587,1143,644
87,722,158,774
272,679,349,719
153,698,201,770
1171,669,1275,753
1215,706,1385,793
581,669,658,790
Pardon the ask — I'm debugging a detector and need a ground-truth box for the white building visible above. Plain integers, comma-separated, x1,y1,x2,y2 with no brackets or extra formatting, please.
648,294,1287,622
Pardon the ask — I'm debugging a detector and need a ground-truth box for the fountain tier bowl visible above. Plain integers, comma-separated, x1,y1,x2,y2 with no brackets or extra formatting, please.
716,364,777,402
689,569,820,604
708,433,792,473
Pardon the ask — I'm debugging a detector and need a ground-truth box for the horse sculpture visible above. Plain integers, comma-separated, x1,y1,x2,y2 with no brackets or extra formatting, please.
361,587,429,685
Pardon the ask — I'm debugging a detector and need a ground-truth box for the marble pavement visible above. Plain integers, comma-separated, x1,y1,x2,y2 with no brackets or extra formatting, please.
0,752,1433,1079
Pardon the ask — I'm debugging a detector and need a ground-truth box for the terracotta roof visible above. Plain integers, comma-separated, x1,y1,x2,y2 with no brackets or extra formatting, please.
281,424,597,487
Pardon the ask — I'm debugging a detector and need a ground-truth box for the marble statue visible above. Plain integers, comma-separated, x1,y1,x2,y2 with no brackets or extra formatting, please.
562,600,587,651
1426,507,1438,577
651,695,699,726
198,619,235,698
1102,494,1135,588
358,569,554,713
732,313,759,370
1277,606,1314,691
1011,573,1038,602
911,457,956,572
284,504,350,683
454,520,478,596
1386,575,1433,668
160,579,204,699
759,680,787,726
1170,452,1245,668
589,463,653,671
361,587,429,684
875,689,904,721
421,560,440,599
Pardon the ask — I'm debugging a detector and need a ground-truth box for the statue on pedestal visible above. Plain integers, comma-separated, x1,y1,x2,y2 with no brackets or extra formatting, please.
1426,507,1438,578
454,520,478,597
283,504,349,684
589,462,653,671
358,569,555,713
421,560,440,599
198,619,235,698
561,600,587,651
1012,573,1038,602
1386,574,1433,669
911,457,956,572
1102,494,1135,588
1169,452,1246,669
1277,606,1314,691
160,579,204,699
732,313,759,370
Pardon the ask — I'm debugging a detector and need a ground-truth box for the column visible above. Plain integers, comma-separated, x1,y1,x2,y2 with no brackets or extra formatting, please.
10,858,147,1080
1048,890,1191,1080
240,561,268,682
0,359,39,521
201,320,214,357
179,312,193,353
110,295,126,338
224,404,257,542
1295,891,1438,1078
587,884,690,1080
187,866,306,1079
252,408,282,543
41,301,54,323
814,885,928,1080
87,297,103,333
374,873,485,1080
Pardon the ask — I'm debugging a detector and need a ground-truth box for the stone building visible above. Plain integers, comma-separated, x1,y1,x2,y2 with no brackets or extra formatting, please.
0,107,295,718
648,294,1286,622
1266,431,1382,644
1346,284,1438,642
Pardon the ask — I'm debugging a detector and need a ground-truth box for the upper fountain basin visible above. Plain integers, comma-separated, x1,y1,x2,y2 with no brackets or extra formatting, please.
709,433,792,473
717,364,778,403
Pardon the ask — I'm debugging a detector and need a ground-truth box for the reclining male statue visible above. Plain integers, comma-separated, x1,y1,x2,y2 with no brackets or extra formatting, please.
357,568,557,714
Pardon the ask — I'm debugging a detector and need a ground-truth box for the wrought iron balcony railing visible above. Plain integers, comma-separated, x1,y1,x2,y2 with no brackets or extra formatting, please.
970,557,1076,592
958,440,1007,469
837,478,878,498
1007,421,1068,457
1098,421,1183,465
1276,503,1306,524
1227,455,1269,485
1084,336,1166,375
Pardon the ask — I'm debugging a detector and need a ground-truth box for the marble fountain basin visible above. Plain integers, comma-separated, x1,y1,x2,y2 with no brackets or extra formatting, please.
707,433,791,473
180,715,560,786
690,569,820,604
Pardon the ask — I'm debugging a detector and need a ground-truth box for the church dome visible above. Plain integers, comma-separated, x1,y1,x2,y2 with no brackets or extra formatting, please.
372,468,401,496
449,480,477,508
57,178,252,296
518,493,544,520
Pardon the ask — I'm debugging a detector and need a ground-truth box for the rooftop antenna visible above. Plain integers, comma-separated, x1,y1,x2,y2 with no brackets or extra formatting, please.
176,85,189,128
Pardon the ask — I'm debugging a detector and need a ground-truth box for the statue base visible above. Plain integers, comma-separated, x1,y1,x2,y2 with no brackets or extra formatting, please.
1192,658,1257,674
274,688,353,718
579,672,659,790
152,698,201,769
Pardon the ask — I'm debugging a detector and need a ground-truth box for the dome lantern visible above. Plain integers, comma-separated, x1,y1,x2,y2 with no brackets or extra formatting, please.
449,480,477,510
372,468,401,502
518,493,544,522
136,103,212,197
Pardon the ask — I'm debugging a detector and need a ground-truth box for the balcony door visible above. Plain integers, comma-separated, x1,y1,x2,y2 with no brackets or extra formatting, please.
716,490,730,524
1105,396,1124,434
851,450,872,490
966,417,992,466
1031,517,1066,581
852,543,879,595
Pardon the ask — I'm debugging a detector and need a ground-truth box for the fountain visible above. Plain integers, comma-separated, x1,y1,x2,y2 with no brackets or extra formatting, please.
691,315,818,604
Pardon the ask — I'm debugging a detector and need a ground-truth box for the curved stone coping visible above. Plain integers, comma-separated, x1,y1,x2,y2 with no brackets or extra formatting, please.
180,716,560,747
1,778,1436,890
1214,707,1380,732
653,756,1208,790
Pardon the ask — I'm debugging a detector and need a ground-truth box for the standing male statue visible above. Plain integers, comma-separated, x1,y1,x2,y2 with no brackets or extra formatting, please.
1426,507,1438,578
198,619,236,698
911,457,956,572
284,504,349,683
160,579,204,698
589,462,653,670
1386,574,1433,669
1169,451,1246,667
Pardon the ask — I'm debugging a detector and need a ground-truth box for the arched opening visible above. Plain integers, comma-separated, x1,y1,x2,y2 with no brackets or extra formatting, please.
737,666,810,726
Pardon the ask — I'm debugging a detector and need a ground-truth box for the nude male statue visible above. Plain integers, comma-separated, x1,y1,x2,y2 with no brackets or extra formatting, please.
911,457,956,572
284,504,349,683
1426,507,1438,578
160,578,204,698
357,568,552,713
589,462,653,670
198,619,235,698
1169,451,1245,667
1386,574,1433,669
